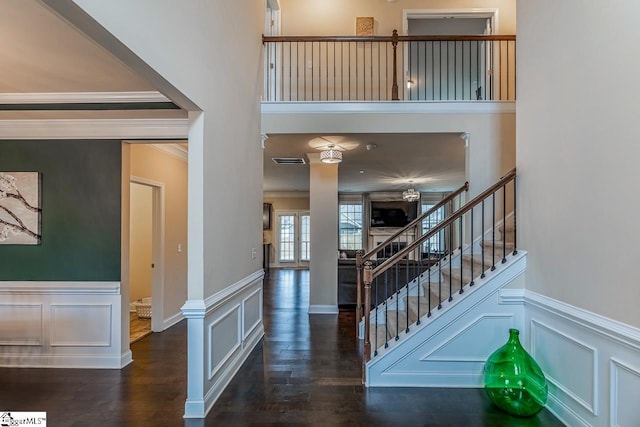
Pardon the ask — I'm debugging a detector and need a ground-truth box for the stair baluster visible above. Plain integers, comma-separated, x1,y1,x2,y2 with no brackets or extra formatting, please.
491,192,496,271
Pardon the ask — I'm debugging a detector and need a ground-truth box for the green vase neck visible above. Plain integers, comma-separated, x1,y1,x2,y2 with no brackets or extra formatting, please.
507,328,522,347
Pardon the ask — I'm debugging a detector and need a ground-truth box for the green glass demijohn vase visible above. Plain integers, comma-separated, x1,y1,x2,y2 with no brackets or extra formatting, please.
484,328,548,417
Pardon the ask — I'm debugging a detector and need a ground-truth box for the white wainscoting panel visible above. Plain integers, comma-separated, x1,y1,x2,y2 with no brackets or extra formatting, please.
51,305,112,347
522,290,640,427
0,282,124,368
421,314,514,362
243,288,262,341
610,358,640,427
182,270,264,419
208,305,241,380
0,304,42,345
530,320,597,416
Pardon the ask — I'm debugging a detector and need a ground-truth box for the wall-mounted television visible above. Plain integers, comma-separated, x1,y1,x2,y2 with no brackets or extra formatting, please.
370,200,418,228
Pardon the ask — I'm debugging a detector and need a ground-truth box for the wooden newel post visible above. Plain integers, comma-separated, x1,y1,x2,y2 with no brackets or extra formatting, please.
391,29,399,101
362,260,373,384
355,250,364,337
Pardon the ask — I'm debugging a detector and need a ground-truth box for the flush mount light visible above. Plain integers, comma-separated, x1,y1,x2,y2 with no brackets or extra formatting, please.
320,144,343,164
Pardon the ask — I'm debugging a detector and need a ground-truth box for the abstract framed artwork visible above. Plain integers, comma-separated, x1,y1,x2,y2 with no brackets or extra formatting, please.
0,172,42,245
356,17,374,36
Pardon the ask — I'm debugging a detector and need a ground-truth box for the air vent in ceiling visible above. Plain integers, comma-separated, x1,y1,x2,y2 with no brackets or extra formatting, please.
272,157,306,165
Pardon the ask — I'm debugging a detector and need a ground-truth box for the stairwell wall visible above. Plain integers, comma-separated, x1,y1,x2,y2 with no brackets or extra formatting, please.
517,1,640,425
516,1,639,332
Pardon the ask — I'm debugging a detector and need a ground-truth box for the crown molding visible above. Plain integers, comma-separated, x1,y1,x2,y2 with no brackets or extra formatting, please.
151,143,188,162
0,91,170,104
0,118,188,140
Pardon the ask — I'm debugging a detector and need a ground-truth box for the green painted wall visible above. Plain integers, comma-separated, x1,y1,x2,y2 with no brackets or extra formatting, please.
0,140,121,281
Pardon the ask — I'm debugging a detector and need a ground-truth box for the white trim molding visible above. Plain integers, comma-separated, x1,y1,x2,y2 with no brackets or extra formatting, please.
0,281,120,294
0,91,171,105
182,270,265,419
0,118,189,140
262,101,516,116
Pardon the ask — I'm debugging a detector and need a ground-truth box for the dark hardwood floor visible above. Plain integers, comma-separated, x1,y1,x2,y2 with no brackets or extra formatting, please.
0,269,564,426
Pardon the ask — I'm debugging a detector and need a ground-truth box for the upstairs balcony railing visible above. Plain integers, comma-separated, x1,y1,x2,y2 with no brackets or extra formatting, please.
262,31,516,102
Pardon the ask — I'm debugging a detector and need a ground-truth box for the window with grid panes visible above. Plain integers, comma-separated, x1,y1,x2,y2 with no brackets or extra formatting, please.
339,203,363,250
300,214,310,261
422,203,445,253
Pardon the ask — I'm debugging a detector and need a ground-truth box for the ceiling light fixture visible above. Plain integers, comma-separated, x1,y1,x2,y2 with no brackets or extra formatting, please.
402,180,420,202
320,144,342,164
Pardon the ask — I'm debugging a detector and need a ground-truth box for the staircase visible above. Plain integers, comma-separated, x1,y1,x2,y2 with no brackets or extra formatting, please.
371,223,516,347
357,169,526,387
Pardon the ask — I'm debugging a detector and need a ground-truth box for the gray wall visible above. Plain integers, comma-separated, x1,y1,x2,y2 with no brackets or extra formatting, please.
517,0,640,327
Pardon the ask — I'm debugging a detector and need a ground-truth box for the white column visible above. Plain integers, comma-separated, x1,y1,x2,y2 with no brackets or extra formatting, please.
182,111,206,418
308,153,339,314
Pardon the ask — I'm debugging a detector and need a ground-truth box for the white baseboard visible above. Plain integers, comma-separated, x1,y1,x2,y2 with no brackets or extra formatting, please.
308,305,339,314
0,353,127,369
162,311,185,330
121,350,133,368
521,290,640,427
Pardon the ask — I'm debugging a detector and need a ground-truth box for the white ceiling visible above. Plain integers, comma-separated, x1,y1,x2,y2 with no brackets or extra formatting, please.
264,133,466,193
2,1,466,195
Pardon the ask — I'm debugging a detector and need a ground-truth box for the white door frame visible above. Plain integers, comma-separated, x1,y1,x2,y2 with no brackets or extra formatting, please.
130,176,166,333
401,8,499,100
402,8,499,35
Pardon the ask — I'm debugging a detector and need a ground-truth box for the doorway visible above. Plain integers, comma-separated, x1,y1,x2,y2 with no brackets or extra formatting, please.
275,210,310,268
129,178,165,340
402,8,498,101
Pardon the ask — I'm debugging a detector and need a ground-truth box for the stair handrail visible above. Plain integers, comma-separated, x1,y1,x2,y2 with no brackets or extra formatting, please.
361,181,469,261
355,181,468,336
373,169,515,278
361,168,517,373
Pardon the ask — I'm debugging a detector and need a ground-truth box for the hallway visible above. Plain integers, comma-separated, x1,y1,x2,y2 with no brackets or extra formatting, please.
205,269,562,426
0,269,562,426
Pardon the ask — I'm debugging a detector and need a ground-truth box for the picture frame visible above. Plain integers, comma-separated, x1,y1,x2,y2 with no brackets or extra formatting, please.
0,171,42,245
263,203,272,230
